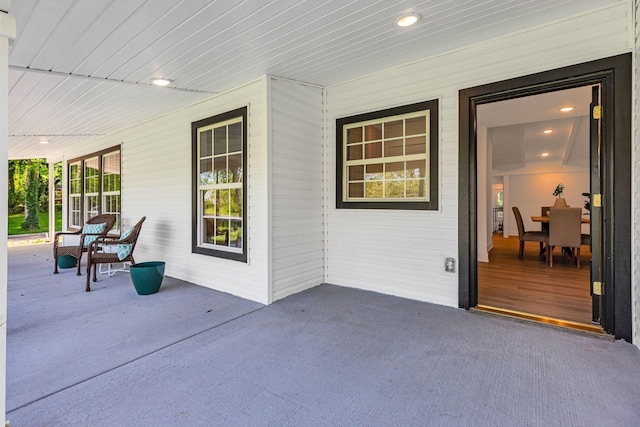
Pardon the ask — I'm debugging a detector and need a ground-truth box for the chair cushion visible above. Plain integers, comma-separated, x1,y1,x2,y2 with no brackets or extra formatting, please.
117,226,135,260
82,222,107,246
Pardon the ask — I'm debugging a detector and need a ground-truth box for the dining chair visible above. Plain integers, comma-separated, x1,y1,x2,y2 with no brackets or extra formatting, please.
547,207,582,269
512,207,548,258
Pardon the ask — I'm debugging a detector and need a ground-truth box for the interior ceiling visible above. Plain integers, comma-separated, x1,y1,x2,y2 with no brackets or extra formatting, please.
6,0,620,160
477,86,593,172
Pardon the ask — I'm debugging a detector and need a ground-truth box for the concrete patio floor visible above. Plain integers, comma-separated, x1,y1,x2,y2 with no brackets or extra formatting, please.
6,243,640,426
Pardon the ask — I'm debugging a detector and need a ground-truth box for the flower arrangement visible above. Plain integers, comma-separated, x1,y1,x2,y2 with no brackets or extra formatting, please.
552,183,565,198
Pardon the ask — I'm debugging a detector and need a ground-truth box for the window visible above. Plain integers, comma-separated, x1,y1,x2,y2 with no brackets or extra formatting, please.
336,100,438,210
67,146,121,232
192,107,247,262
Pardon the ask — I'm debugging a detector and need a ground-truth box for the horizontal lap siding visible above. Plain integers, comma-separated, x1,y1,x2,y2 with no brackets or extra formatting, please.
325,4,631,308
81,79,270,303
269,78,324,302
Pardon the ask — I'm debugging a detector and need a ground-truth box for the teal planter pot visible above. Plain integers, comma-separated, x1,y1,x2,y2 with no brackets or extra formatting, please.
57,255,77,269
130,261,166,295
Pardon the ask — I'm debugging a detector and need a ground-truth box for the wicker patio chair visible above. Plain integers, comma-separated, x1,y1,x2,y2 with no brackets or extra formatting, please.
85,216,146,291
53,214,117,276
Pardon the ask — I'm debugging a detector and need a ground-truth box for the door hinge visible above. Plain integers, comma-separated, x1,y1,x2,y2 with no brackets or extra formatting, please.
593,281,603,296
593,193,601,208
592,105,601,119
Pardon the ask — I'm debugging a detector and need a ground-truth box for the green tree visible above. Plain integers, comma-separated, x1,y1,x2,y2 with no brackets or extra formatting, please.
22,162,40,230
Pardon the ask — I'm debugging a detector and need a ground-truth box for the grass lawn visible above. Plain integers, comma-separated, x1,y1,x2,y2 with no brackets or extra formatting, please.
8,206,62,235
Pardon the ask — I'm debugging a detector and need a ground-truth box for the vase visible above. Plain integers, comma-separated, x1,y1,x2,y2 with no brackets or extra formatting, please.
57,255,77,269
130,261,166,295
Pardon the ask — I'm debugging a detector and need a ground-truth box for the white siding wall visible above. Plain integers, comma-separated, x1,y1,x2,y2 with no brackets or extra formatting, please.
69,79,270,304
325,4,632,308
634,0,640,349
268,77,325,302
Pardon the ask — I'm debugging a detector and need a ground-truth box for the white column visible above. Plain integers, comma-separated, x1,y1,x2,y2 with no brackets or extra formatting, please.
0,9,16,422
48,160,55,240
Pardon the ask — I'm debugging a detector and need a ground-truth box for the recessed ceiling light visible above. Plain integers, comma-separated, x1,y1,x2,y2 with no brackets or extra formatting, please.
541,152,550,157
543,129,553,134
151,78,172,87
396,14,420,27
39,139,50,144
560,106,574,112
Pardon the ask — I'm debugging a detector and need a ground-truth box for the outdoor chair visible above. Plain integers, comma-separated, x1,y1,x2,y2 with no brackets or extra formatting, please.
53,214,117,276
85,216,146,291
547,208,582,269
512,206,548,258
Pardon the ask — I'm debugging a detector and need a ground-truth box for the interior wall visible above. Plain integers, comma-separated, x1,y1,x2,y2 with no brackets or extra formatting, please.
505,171,590,237
324,3,630,308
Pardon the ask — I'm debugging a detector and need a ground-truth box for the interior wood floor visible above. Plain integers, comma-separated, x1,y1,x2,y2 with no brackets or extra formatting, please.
478,232,593,325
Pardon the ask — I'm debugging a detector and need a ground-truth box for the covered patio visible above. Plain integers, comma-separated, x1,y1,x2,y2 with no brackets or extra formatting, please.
7,243,640,426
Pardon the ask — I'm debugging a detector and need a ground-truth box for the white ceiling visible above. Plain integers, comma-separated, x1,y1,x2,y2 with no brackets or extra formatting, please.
6,0,620,160
478,86,593,172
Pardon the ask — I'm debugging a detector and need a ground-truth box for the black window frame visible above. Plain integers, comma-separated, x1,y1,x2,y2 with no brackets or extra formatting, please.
67,145,121,231
336,100,439,210
191,106,248,263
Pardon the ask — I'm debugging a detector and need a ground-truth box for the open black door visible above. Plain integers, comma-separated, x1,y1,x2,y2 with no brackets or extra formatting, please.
589,85,602,324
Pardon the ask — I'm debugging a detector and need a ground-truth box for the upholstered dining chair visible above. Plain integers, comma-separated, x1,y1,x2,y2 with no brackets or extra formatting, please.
53,214,117,276
85,216,146,291
547,207,582,269
512,207,548,259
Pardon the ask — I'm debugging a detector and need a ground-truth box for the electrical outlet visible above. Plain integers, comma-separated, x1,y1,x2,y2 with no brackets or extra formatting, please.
444,257,456,273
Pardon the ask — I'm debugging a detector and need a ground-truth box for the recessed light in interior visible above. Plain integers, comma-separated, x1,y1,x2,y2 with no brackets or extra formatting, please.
151,78,172,87
396,13,420,27
543,129,553,134
560,106,574,112
541,152,550,157
39,139,50,144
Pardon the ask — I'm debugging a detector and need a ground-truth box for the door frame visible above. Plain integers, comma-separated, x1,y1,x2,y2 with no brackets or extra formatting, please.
458,53,632,341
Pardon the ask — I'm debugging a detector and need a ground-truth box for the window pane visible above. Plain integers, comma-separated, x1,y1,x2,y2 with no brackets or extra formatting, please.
365,164,383,180
200,130,212,157
216,189,230,216
364,124,382,141
348,165,364,181
203,190,215,215
385,181,404,198
406,160,426,178
384,139,403,157
229,220,242,248
384,120,403,138
203,218,216,244
406,179,426,198
349,182,364,198
385,162,405,180
365,181,383,198
364,142,382,159
200,159,213,184
230,189,242,218
347,144,362,161
228,154,242,183
347,127,363,143
228,122,242,153
214,157,227,183
405,116,426,135
215,219,229,246
406,136,426,155
214,127,227,155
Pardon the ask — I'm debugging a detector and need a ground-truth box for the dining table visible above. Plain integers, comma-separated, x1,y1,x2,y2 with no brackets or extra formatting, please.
531,215,590,224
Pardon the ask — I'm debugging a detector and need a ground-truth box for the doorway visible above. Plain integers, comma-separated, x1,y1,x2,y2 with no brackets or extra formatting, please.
458,54,632,341
475,86,595,328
